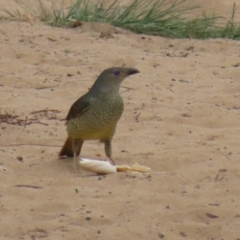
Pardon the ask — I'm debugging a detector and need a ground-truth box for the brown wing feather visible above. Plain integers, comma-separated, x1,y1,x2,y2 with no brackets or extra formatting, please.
65,94,91,125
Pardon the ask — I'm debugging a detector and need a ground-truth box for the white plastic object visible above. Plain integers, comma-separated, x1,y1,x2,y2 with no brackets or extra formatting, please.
79,158,117,174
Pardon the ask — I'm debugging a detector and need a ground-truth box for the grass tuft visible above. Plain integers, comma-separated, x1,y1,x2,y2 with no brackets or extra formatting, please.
2,0,240,40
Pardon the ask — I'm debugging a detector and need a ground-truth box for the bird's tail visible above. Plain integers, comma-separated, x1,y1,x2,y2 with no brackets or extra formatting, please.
59,137,75,157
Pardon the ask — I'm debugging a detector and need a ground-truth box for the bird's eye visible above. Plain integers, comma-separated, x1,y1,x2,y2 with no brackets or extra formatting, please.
113,70,120,76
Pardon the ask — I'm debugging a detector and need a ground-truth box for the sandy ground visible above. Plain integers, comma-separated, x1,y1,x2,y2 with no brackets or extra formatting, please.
1,0,240,239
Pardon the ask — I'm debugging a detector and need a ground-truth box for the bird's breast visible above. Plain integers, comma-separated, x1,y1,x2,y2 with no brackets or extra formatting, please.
67,95,124,140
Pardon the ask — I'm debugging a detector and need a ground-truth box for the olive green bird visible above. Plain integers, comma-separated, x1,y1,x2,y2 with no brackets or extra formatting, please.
59,67,140,171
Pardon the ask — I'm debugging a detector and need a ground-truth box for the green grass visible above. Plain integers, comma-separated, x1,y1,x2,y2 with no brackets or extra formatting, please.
2,0,240,40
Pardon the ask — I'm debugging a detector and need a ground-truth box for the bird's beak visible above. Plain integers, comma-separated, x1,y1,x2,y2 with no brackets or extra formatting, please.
127,68,140,76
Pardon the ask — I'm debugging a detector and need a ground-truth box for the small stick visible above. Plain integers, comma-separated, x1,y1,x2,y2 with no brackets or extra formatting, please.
14,185,43,189
0,144,61,147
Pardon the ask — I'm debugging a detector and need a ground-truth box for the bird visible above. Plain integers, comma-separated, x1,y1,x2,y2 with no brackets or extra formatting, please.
59,67,140,172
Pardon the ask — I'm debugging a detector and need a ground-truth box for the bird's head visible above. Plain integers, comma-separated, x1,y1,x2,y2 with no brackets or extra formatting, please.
90,67,140,94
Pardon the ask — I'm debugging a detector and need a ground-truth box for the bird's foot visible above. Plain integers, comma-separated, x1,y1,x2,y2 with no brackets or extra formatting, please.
108,157,116,166
73,153,80,173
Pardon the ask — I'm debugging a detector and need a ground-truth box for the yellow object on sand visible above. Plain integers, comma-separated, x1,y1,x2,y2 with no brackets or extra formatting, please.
117,164,150,173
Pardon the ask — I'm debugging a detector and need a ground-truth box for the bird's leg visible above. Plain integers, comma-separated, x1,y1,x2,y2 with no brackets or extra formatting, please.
104,139,115,165
72,139,83,172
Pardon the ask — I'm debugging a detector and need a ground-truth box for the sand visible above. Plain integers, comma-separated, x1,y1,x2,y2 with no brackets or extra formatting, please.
1,0,240,239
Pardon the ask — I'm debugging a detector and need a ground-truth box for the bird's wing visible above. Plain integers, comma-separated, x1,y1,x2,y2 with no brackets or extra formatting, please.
65,94,91,124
